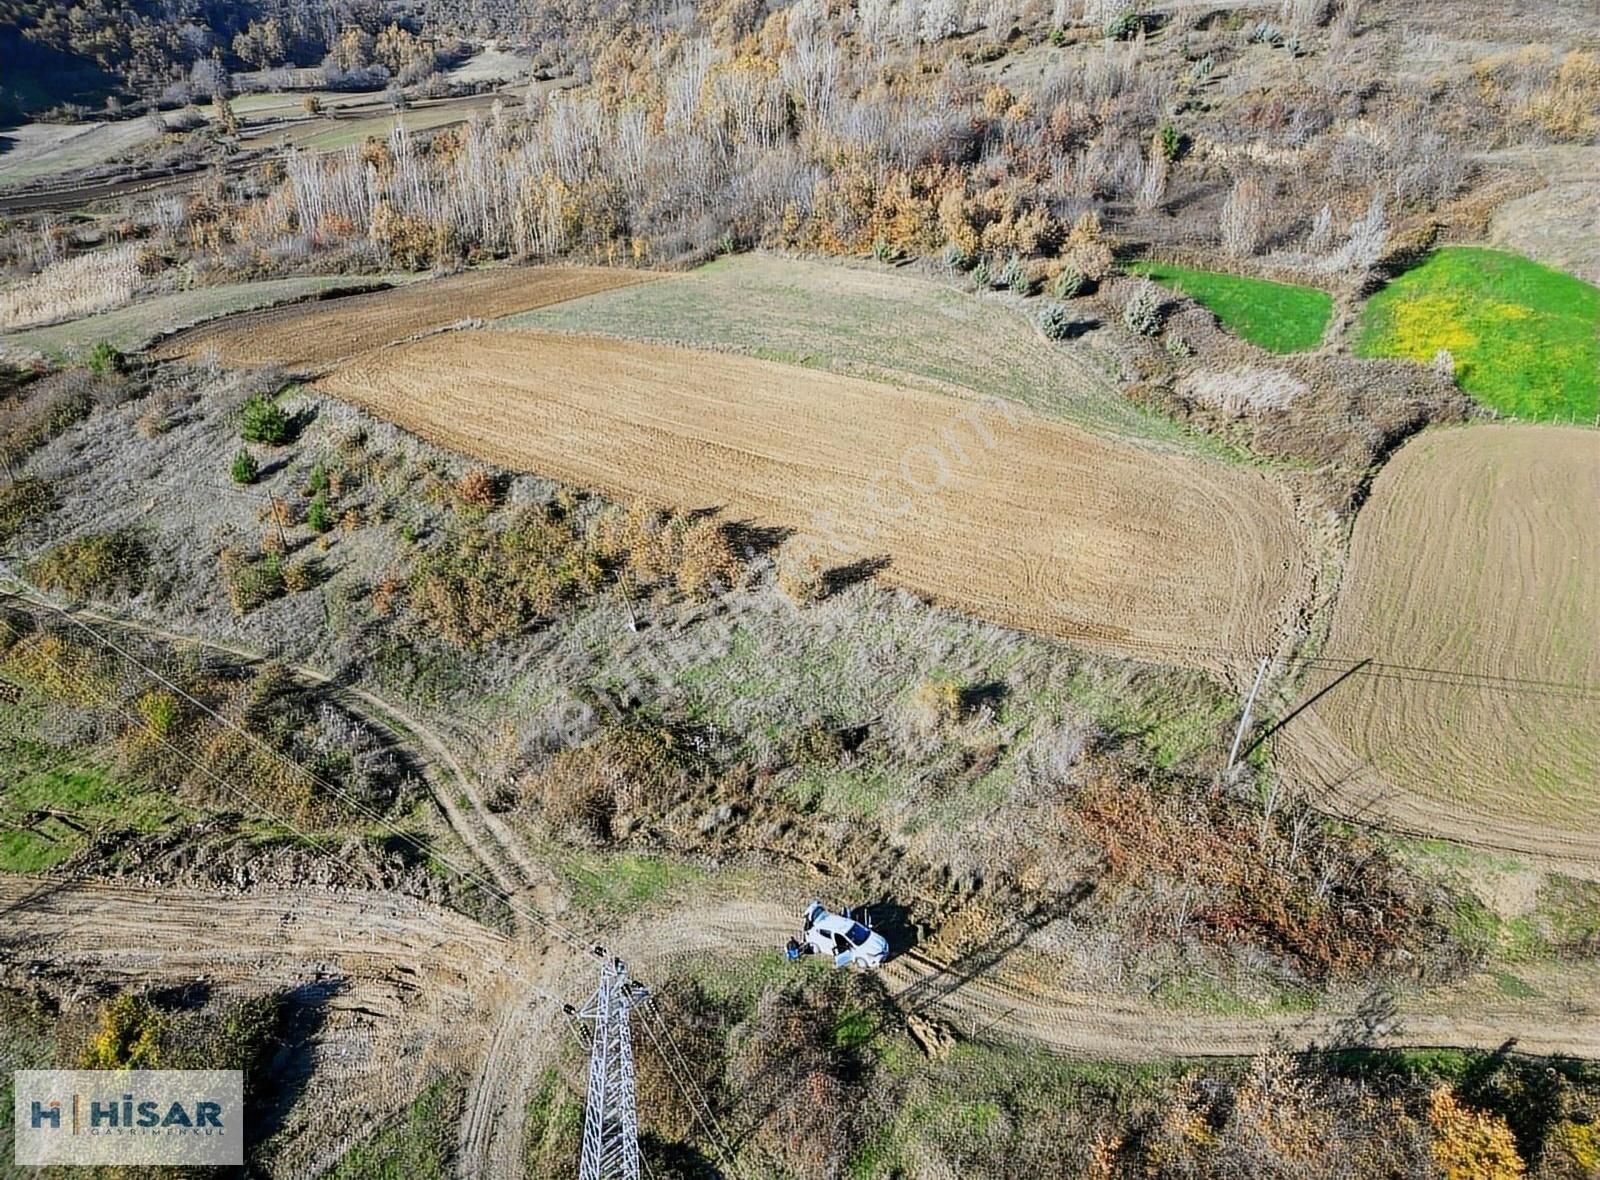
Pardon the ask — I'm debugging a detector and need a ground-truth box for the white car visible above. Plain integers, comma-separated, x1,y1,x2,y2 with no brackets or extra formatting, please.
786,901,889,970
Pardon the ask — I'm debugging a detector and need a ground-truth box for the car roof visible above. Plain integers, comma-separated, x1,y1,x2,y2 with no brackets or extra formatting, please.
812,910,853,935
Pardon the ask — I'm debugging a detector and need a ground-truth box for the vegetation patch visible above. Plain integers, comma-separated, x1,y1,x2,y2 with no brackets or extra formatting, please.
0,476,55,547
0,741,184,872
326,1074,464,1179
1357,247,1600,420
27,529,149,600
1126,260,1333,353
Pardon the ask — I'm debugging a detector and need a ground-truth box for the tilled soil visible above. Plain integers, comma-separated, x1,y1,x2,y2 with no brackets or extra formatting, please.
1285,425,1600,862
155,266,654,373
318,329,1308,669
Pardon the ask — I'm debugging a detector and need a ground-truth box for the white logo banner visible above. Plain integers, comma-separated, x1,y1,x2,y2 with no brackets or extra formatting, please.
13,1069,244,1166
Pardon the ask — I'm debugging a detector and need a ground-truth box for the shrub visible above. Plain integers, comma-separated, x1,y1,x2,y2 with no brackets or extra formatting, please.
675,518,741,599
307,491,333,533
594,503,747,599
0,477,55,547
910,676,964,729
230,448,259,485
79,994,164,1069
775,538,826,605
1050,262,1089,299
530,717,697,842
455,467,500,512
1427,1087,1525,1179
306,461,329,495
1123,280,1164,336
996,254,1031,293
240,394,291,445
282,556,319,593
135,689,182,739
1157,123,1182,161
970,258,991,288
1104,8,1139,39
87,341,124,376
220,548,286,614
28,531,149,599
410,512,605,646
1037,303,1081,341
940,242,972,271
2,384,95,468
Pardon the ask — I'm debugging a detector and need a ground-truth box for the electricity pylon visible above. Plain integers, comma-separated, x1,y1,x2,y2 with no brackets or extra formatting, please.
576,957,649,1180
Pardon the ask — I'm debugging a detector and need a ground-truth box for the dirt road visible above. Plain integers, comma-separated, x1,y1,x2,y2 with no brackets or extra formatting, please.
608,897,1600,1061
0,876,529,1176
8,602,1600,1176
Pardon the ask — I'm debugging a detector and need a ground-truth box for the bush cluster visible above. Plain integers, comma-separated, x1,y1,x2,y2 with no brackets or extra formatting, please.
239,394,292,446
28,530,149,600
0,477,55,547
219,547,287,614
409,508,605,647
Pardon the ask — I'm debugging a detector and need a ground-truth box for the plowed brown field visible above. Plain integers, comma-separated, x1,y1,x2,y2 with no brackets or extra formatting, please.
155,266,651,372
1286,426,1600,861
318,330,1306,666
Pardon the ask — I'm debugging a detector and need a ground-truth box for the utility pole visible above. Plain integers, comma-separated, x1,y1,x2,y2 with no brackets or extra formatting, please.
265,492,289,552
575,958,648,1180
1227,656,1270,770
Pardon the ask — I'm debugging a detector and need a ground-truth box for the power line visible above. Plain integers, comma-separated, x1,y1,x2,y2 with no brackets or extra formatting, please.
0,584,755,1173
0,585,599,959
0,614,560,999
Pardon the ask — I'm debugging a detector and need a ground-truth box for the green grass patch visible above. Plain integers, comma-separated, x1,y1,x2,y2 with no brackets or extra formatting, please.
557,851,706,922
0,742,187,872
832,1006,877,1051
1125,260,1333,352
326,1074,463,1179
1356,246,1600,421
1150,968,1318,1016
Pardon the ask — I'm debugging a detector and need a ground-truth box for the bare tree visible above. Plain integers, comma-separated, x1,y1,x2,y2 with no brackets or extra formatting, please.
1219,174,1267,258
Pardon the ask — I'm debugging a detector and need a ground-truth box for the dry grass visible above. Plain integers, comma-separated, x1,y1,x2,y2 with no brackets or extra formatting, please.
155,266,654,373
1287,425,1600,861
318,329,1307,667
0,245,141,331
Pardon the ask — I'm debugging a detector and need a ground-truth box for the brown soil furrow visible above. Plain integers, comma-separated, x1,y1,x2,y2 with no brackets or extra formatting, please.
154,266,654,373
1284,425,1600,860
318,329,1306,669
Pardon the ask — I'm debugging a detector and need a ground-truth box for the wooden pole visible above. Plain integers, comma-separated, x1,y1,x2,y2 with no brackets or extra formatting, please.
1228,656,1270,770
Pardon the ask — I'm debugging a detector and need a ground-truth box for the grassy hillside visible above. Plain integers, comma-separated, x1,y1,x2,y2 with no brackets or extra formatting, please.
1357,247,1600,421
1125,261,1333,353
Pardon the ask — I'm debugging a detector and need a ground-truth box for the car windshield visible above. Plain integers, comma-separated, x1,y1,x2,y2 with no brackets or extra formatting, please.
847,922,872,945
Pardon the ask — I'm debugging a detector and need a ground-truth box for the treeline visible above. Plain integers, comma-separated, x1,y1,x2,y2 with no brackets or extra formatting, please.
151,0,1564,283
0,0,437,120
225,13,1168,273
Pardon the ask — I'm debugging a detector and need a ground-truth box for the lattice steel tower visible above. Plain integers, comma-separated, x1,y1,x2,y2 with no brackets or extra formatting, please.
576,957,649,1180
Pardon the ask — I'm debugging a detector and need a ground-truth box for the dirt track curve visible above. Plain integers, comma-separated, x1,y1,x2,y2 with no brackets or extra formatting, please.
7,603,1600,1177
